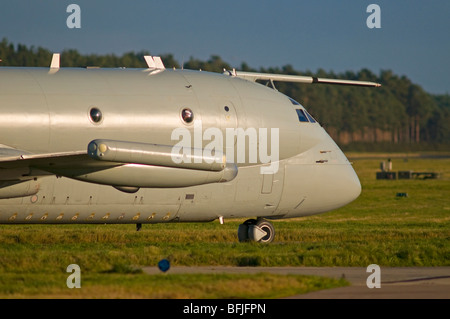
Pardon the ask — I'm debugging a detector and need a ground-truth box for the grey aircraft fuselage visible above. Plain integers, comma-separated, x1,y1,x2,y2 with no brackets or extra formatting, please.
0,66,362,229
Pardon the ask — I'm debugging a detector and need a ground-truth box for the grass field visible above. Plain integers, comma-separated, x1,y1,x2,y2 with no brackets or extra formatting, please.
0,155,449,298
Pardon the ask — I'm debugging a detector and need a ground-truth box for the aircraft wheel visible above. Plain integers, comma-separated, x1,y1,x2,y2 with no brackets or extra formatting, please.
255,219,275,244
237,219,256,242
237,218,275,243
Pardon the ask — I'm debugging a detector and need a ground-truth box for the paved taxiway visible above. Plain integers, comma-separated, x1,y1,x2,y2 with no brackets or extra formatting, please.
142,266,450,299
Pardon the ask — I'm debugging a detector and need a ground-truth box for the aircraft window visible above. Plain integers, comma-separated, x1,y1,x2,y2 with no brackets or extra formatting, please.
288,97,301,105
305,110,317,123
89,107,103,123
181,108,194,123
224,106,230,112
296,109,309,122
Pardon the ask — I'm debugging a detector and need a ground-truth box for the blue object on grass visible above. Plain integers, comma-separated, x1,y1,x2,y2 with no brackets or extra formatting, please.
158,259,170,272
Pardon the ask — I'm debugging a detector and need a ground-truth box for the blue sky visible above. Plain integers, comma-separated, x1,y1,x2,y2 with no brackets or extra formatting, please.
1,0,449,94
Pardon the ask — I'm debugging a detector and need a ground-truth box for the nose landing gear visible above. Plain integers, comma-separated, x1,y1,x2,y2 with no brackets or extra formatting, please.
238,218,275,243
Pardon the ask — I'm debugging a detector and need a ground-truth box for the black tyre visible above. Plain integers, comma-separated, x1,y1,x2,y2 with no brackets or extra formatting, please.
255,219,275,243
237,219,257,242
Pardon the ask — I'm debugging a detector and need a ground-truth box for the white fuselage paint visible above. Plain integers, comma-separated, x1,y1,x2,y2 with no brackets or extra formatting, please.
0,68,361,224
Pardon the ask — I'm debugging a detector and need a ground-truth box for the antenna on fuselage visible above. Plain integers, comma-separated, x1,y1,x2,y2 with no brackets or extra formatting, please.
144,55,156,69
50,53,60,69
48,53,61,74
144,55,166,74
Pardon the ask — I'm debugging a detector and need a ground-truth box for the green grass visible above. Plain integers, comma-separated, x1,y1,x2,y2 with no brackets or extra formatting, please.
0,155,449,298
0,273,347,299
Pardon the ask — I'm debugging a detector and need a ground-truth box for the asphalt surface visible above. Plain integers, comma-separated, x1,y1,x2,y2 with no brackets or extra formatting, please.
142,266,450,299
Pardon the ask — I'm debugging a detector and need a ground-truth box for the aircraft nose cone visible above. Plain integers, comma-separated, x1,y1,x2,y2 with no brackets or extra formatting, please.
324,163,362,210
346,166,362,203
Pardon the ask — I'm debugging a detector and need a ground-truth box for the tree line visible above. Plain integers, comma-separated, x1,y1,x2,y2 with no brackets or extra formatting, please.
1,38,448,151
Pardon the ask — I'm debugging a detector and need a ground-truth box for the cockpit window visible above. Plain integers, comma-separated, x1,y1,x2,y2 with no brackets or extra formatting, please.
288,97,301,105
296,109,309,122
289,96,318,124
305,110,317,123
